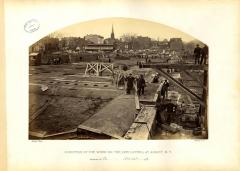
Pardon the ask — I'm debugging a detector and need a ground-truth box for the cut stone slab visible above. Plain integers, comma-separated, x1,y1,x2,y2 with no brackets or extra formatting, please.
124,106,157,140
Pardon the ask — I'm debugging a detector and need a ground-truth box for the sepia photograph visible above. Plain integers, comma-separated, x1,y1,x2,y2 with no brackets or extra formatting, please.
3,0,240,170
28,18,208,140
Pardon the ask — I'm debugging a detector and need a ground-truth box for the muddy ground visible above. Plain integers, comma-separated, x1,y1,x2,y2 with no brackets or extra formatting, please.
29,94,112,134
29,60,204,139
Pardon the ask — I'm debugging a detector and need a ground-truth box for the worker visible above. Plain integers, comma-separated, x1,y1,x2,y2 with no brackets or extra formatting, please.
145,56,148,63
194,44,202,64
158,82,166,102
138,61,143,68
125,73,135,94
152,73,159,83
200,44,208,65
156,103,177,125
159,80,170,102
137,74,146,96
165,103,177,124
180,101,186,114
163,80,169,100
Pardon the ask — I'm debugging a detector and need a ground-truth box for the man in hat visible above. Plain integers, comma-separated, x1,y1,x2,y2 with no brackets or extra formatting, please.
152,73,159,83
200,44,209,65
160,80,169,101
163,80,170,99
125,73,135,94
194,44,202,64
137,74,146,96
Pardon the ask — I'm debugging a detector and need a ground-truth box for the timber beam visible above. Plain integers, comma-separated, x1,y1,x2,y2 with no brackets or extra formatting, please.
156,69,206,107
142,63,208,71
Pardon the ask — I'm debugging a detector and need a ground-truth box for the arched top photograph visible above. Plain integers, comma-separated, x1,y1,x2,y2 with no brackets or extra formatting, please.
29,17,208,140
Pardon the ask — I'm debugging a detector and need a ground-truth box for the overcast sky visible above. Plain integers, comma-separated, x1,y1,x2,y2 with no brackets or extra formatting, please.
54,18,197,42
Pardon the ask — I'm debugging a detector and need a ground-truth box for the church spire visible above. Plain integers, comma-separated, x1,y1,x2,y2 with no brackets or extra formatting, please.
111,24,115,39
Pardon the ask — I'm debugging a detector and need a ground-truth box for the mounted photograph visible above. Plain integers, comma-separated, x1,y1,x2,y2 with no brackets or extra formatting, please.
28,18,208,140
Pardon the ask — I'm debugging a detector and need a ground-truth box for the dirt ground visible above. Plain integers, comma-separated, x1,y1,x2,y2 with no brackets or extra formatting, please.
29,95,112,134
28,62,159,136
29,58,205,139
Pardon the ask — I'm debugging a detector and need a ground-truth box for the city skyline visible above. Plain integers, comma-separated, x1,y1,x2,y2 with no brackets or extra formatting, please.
52,18,197,42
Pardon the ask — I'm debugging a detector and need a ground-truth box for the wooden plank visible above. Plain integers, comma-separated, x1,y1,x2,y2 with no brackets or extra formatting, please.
43,129,77,139
78,94,137,138
139,100,155,105
135,93,140,110
140,82,163,105
78,125,102,134
133,83,140,110
29,131,46,138
78,125,124,139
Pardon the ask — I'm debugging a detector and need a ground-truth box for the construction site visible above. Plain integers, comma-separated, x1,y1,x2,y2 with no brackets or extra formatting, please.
28,18,209,140
29,52,208,140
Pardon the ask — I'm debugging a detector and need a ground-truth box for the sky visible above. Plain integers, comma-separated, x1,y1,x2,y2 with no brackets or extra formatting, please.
53,17,197,42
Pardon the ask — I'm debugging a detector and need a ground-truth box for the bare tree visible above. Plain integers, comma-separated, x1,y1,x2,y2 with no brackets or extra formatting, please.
120,33,137,42
48,32,64,39
120,33,138,49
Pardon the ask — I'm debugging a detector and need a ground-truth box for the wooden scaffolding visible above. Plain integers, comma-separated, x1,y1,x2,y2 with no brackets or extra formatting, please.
84,63,114,77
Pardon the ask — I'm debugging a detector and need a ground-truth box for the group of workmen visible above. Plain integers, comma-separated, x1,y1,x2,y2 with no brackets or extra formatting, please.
194,44,209,65
124,73,146,96
124,73,170,102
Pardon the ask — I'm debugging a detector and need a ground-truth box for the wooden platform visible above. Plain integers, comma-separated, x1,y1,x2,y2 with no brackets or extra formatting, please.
78,94,137,139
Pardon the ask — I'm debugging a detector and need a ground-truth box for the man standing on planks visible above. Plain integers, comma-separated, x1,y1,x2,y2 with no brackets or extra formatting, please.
160,80,170,101
164,80,170,100
194,44,202,64
200,44,209,65
136,74,146,96
157,80,170,102
125,73,135,94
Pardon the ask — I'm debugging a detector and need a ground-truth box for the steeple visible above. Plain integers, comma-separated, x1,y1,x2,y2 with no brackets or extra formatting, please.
111,24,115,39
